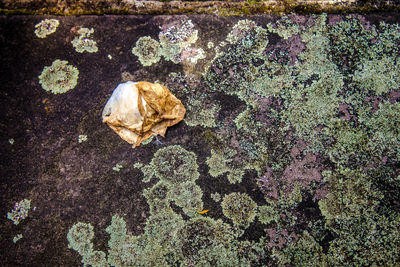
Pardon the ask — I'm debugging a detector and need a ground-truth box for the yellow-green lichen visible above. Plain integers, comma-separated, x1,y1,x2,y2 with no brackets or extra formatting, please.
38,59,79,94
34,19,59,38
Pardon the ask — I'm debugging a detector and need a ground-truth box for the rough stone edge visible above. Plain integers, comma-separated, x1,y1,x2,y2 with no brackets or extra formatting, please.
1,0,400,15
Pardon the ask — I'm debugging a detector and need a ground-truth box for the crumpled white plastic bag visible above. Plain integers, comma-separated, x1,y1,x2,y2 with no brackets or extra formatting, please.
102,81,186,147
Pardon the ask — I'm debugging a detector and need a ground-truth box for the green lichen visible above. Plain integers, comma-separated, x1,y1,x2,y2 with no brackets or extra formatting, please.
364,101,400,160
131,36,161,66
353,55,400,96
149,145,199,184
34,19,59,38
221,192,257,228
71,28,98,53
12,234,23,243
326,213,400,266
277,231,327,266
258,202,279,225
281,15,344,152
66,15,400,266
325,119,370,165
38,59,79,94
82,250,108,267
318,167,383,224
158,19,200,64
175,217,237,264
67,222,95,256
184,98,220,128
204,19,273,104
168,181,203,217
266,15,300,40
206,148,245,184
328,16,376,73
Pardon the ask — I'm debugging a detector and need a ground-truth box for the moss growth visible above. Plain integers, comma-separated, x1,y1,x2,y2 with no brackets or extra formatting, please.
221,192,257,229
38,59,79,94
131,36,161,66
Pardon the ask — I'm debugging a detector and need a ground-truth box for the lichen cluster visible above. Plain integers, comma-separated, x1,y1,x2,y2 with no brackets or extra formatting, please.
132,19,205,66
67,14,400,266
68,146,260,265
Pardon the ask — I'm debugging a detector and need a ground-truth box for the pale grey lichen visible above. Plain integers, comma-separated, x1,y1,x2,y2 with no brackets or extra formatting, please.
34,19,59,38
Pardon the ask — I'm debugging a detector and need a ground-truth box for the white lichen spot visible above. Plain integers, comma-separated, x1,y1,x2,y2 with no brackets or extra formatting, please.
78,135,88,143
71,28,98,53
112,163,123,172
9,138,15,145
34,19,60,38
207,41,214,49
108,54,112,60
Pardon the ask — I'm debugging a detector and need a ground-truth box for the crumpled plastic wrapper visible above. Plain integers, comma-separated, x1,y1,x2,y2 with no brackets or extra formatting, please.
102,81,186,147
